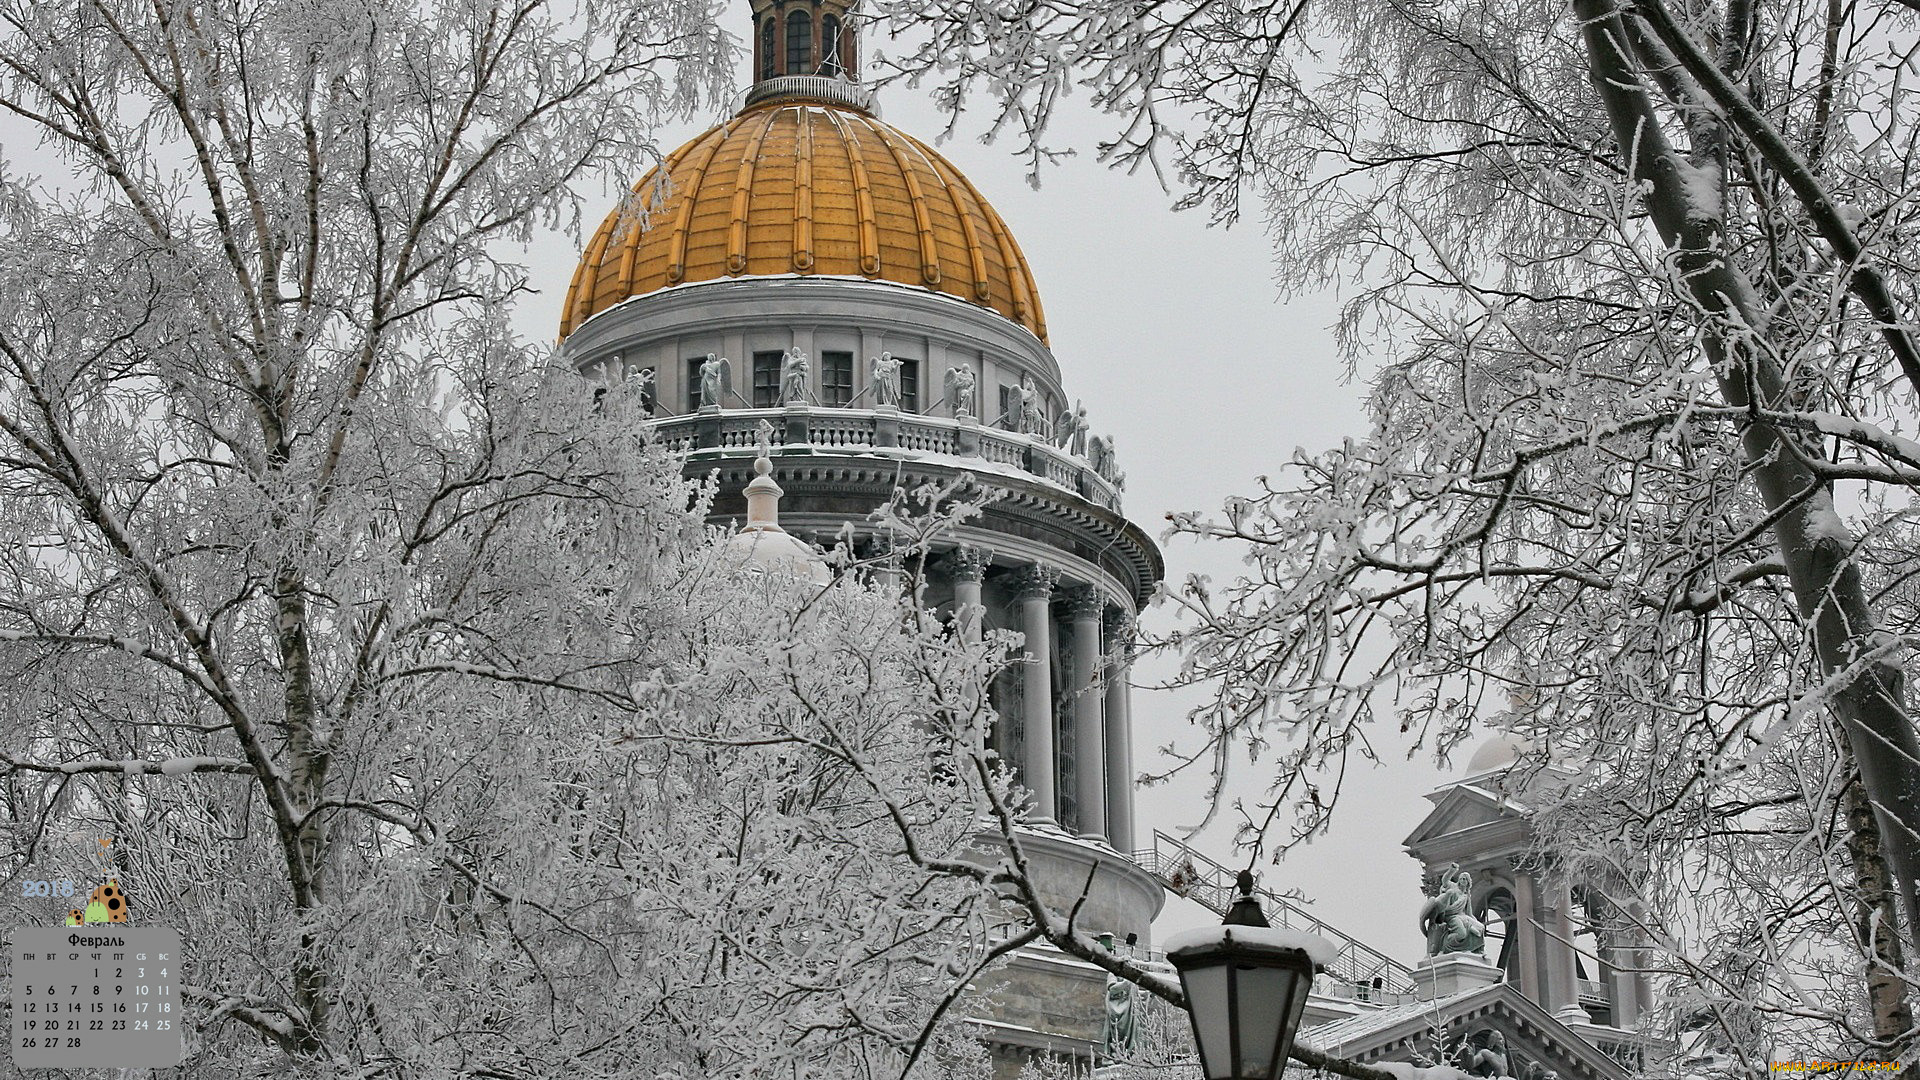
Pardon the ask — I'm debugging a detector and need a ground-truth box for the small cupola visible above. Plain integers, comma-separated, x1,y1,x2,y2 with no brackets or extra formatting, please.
750,0,858,84
723,421,832,585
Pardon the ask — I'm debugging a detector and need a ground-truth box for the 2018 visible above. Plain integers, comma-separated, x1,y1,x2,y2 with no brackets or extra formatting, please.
18,880,75,897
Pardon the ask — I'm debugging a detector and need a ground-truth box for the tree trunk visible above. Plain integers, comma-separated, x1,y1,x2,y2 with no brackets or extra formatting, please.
275,572,331,1053
1841,762,1915,1048
1575,0,1920,983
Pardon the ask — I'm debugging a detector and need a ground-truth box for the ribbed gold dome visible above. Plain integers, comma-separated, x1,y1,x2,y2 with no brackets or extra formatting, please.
561,97,1049,343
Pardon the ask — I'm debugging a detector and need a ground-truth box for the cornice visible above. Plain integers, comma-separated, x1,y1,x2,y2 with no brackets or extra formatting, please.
564,276,1062,387
699,451,1163,607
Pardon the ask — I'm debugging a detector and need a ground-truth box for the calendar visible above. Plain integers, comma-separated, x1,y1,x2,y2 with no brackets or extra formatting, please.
8,926,183,1068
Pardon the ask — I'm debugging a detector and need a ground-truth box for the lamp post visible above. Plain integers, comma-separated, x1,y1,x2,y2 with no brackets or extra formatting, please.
1164,871,1334,1080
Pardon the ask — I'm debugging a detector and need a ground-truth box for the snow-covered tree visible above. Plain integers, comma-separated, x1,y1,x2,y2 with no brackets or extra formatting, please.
0,0,1040,1074
875,0,1920,1056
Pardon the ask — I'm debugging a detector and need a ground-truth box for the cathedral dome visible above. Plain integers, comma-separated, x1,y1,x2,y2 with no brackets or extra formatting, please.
560,93,1049,343
1465,731,1536,777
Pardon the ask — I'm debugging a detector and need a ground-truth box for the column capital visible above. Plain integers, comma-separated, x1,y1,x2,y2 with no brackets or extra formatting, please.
1103,605,1136,645
1060,583,1105,621
941,544,987,583
1007,563,1059,601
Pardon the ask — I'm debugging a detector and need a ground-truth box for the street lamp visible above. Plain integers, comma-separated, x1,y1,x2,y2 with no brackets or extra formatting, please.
1164,870,1335,1080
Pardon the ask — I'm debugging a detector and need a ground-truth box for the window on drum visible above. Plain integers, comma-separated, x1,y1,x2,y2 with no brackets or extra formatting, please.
897,358,919,413
821,351,853,406
752,351,784,408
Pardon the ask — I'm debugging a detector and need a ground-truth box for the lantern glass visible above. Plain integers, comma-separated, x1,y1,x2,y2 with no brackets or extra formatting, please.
1234,962,1294,1076
1179,960,1233,1079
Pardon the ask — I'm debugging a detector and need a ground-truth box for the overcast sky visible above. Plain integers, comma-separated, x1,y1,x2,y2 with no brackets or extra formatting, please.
511,13,1463,963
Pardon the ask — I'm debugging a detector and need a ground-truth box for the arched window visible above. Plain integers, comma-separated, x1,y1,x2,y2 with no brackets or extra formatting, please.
1480,887,1518,980
759,17,776,80
786,9,812,76
821,15,842,76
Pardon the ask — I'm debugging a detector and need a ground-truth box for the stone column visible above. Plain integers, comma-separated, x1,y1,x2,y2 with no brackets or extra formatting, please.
1541,877,1585,1020
1009,565,1059,824
1063,585,1108,841
1606,942,1638,1028
1588,888,1639,1029
1624,899,1655,1020
943,546,990,761
1508,867,1542,1003
1103,609,1136,854
945,546,986,639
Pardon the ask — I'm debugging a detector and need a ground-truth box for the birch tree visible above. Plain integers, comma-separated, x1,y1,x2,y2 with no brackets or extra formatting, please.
874,0,1920,1057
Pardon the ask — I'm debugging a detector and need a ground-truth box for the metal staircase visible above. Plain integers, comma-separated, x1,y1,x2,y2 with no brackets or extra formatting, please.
1134,829,1417,995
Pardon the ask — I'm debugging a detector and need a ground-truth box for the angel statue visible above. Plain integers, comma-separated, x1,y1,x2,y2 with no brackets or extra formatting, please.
1088,434,1110,477
698,353,727,409
780,349,810,404
1054,399,1090,455
1015,374,1049,437
871,351,902,407
1419,864,1486,956
944,364,976,418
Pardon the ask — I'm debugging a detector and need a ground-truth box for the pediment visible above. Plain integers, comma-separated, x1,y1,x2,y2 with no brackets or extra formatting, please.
1405,784,1526,844
1302,983,1644,1080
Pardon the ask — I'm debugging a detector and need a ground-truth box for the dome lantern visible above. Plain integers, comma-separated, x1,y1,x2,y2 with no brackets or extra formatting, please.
750,0,858,87
742,421,785,529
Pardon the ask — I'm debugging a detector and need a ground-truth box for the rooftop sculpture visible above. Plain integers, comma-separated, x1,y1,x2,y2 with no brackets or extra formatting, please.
698,353,727,408
945,365,976,418
872,352,902,407
1420,864,1486,956
780,349,810,404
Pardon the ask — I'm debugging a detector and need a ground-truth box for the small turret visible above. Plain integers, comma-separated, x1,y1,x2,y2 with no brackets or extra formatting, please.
749,0,858,83
724,421,831,584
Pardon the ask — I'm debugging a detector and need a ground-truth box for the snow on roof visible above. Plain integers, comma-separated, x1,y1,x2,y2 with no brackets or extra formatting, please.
1300,988,1480,1054
1374,1064,1476,1080
1162,924,1342,970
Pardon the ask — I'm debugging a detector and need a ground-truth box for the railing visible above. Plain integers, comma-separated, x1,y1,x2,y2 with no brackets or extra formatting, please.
1091,944,1415,1008
1313,976,1419,1007
896,422,957,455
973,425,1028,469
1029,440,1083,489
645,407,1126,512
1133,830,1418,996
803,412,874,450
742,75,877,113
717,414,768,449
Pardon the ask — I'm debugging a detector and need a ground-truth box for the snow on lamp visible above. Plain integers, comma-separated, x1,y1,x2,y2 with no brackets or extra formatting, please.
1164,870,1335,1080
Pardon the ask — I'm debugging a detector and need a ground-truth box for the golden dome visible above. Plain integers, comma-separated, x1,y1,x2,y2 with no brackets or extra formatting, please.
561,96,1049,343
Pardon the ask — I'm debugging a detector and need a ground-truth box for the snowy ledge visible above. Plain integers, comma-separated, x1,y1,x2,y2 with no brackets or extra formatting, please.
1371,1064,1474,1080
1161,924,1341,970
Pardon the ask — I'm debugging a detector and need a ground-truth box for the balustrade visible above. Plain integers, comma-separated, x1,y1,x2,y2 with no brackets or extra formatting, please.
641,407,1122,511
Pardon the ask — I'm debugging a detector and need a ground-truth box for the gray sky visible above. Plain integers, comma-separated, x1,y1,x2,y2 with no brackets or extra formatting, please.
513,19,1460,963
